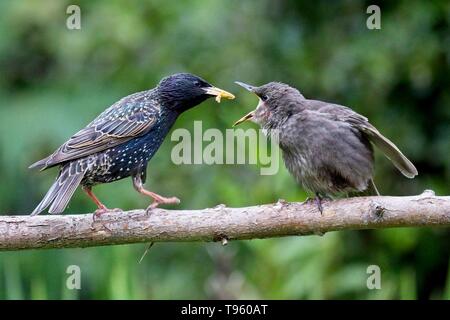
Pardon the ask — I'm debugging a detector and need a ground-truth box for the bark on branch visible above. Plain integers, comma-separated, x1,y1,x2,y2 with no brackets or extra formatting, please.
0,190,449,251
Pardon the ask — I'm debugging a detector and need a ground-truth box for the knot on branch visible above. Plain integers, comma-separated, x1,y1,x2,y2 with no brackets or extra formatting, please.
369,201,385,220
213,234,229,246
420,189,436,197
213,204,227,211
274,198,289,210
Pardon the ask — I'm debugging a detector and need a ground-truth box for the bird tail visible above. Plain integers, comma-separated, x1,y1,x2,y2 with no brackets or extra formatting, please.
362,127,418,178
31,164,85,216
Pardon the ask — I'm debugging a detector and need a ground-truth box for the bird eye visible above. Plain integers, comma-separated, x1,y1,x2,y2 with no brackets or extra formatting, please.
194,81,202,87
261,94,269,101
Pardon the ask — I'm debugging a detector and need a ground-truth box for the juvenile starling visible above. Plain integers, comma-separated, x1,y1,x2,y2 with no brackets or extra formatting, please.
30,73,234,216
234,81,417,212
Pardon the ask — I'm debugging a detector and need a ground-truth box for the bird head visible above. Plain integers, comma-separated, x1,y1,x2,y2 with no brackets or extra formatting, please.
233,81,305,129
158,73,235,112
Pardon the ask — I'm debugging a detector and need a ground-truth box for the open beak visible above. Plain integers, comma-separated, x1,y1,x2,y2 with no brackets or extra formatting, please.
233,81,258,126
233,110,255,126
203,86,235,103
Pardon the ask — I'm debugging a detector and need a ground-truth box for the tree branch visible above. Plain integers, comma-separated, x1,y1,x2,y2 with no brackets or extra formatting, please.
0,190,449,251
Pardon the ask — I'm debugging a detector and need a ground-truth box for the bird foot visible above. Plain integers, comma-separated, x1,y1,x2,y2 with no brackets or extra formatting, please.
146,196,180,213
93,207,122,220
303,195,327,215
91,207,122,231
315,197,324,215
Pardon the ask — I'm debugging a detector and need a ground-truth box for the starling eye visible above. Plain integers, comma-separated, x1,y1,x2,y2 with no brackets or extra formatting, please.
261,94,269,101
194,81,202,87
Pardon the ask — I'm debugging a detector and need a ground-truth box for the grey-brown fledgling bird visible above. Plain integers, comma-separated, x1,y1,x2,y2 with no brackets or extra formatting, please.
234,81,417,213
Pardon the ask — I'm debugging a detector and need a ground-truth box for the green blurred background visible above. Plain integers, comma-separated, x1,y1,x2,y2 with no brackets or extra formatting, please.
0,0,449,299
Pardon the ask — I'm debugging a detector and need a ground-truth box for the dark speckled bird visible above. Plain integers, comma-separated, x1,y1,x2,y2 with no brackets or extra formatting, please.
30,73,235,216
234,81,417,213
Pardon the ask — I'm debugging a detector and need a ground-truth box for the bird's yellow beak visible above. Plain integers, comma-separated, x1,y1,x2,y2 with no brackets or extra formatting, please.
203,87,235,103
233,110,255,126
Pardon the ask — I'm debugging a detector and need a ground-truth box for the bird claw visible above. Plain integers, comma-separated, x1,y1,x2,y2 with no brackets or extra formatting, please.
315,197,324,215
303,196,325,215
93,207,122,221
93,207,108,219
167,196,181,205
145,197,180,214
91,207,121,231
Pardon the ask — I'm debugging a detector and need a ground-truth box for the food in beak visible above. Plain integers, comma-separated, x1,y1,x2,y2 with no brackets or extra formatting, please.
233,110,255,126
204,87,235,103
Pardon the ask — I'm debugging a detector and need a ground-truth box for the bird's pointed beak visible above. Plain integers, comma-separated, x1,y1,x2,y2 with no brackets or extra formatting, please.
234,81,256,92
233,110,255,126
203,86,235,103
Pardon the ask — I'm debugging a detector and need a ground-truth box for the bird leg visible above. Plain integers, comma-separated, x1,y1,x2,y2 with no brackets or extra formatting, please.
303,193,326,214
132,175,180,212
314,193,334,214
82,186,120,218
315,193,324,215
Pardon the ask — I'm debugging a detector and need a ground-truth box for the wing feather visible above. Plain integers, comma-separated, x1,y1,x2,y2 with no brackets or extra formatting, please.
306,100,417,178
30,90,159,170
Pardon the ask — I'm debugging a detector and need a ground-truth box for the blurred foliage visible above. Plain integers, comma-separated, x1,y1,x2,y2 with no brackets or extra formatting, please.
0,0,449,299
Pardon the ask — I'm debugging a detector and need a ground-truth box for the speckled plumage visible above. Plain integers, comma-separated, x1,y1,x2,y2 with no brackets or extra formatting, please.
79,93,176,186
30,73,234,215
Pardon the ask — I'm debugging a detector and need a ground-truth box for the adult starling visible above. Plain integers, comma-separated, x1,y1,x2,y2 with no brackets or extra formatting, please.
30,73,234,216
234,81,417,212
